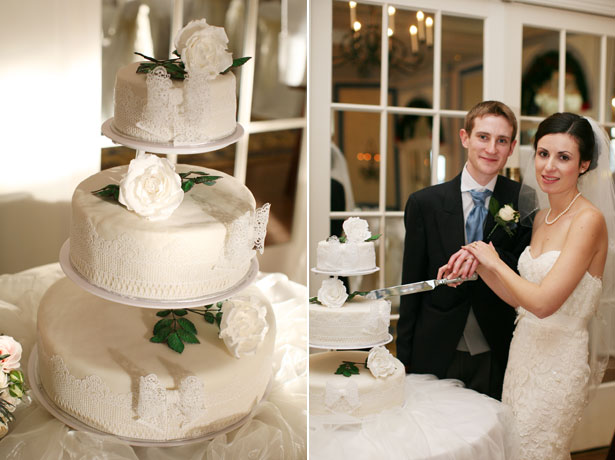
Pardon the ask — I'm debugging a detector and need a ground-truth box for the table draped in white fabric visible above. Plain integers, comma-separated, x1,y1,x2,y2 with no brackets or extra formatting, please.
310,368,520,460
0,263,307,460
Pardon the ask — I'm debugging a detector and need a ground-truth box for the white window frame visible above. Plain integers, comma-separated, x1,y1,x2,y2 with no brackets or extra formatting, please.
308,0,615,295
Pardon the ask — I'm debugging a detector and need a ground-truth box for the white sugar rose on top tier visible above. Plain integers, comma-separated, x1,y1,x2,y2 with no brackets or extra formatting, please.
366,346,397,378
343,217,371,243
219,298,269,358
0,336,22,372
317,278,348,308
174,18,233,79
118,154,184,221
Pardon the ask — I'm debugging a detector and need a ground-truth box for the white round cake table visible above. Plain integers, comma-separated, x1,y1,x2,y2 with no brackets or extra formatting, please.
0,264,307,460
310,374,520,460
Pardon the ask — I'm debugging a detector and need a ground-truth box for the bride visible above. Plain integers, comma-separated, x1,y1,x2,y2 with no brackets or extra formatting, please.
453,112,614,460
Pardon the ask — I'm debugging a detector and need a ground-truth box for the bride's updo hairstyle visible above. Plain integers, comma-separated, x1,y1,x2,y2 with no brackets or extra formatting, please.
533,112,597,175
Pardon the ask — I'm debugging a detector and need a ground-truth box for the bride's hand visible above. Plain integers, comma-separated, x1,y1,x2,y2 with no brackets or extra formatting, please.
463,241,500,271
437,248,478,286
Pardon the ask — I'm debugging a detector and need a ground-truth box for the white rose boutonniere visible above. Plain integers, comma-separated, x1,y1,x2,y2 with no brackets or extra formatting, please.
342,217,371,243
118,154,184,221
366,346,398,378
219,298,269,359
317,278,348,308
487,198,520,239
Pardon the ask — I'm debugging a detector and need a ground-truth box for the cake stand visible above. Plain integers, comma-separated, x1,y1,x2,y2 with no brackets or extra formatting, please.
31,121,272,447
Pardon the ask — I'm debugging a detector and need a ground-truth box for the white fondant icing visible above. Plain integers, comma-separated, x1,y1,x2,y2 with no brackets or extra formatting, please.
316,240,376,272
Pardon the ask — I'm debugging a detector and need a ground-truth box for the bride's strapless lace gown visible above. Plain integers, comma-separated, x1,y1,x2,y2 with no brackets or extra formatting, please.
503,247,602,460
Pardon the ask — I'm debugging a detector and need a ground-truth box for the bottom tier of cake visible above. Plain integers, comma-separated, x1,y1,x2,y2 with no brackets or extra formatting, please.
309,350,405,418
36,277,275,441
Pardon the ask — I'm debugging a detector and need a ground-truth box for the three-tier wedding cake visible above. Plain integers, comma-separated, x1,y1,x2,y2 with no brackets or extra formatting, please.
309,218,405,418
34,19,274,443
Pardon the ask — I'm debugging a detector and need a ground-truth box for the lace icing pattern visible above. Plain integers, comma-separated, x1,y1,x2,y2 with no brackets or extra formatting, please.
253,203,271,254
502,248,602,460
137,374,205,437
324,380,360,412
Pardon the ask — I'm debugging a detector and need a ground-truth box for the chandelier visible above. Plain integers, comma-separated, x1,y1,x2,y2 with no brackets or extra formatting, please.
333,3,434,77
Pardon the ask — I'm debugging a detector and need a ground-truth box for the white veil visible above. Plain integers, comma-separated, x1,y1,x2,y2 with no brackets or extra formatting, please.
519,116,615,394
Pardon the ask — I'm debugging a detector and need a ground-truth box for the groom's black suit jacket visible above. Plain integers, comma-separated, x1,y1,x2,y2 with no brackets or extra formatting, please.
396,173,531,386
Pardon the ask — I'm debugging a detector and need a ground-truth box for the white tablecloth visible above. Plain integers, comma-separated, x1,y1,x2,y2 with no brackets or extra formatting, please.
310,369,520,460
0,264,307,460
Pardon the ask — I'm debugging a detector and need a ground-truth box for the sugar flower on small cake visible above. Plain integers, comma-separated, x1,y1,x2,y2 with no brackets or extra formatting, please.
366,346,397,378
219,297,269,358
317,278,348,308
118,154,184,221
0,335,27,437
174,19,233,79
342,217,371,243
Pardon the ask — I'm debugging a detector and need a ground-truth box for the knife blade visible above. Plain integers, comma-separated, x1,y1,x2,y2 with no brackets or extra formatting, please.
366,273,478,300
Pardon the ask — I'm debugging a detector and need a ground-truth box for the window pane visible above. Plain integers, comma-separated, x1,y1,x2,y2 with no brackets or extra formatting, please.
521,27,560,116
441,15,483,111
440,116,466,182
388,8,434,109
251,1,306,121
607,37,615,123
332,1,382,104
388,112,432,210
332,110,380,210
566,32,600,119
520,119,539,147
245,130,302,245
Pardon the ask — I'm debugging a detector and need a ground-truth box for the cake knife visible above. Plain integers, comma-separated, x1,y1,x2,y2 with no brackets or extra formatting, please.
366,273,478,299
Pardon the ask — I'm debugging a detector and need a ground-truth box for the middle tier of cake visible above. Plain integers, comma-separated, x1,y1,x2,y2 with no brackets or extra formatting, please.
309,296,391,347
36,277,275,441
69,163,268,300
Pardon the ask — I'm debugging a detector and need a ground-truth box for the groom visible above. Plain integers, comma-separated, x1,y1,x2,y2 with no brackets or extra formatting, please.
396,100,531,400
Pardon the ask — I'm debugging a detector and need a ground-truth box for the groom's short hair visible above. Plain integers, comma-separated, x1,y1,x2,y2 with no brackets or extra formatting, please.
465,100,518,142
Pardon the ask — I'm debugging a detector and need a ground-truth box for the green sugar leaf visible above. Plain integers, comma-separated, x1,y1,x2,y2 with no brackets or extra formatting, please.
177,317,197,334
9,370,23,384
9,385,23,399
204,311,215,324
167,332,185,353
0,353,9,360
182,180,195,193
134,51,159,62
173,309,188,317
215,311,223,328
177,329,200,344
150,334,166,343
153,326,172,341
156,310,172,317
92,184,120,201
309,296,321,304
221,56,252,74
365,233,381,242
153,318,172,335
339,235,347,243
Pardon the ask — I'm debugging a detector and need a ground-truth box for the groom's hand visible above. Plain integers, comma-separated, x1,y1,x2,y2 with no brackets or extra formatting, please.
437,248,478,285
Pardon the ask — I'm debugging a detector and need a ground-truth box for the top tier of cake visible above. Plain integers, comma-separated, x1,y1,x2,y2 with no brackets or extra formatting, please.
315,217,377,273
69,163,268,301
112,62,237,145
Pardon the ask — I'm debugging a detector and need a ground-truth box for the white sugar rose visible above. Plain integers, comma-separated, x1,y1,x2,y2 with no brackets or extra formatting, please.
343,217,371,243
497,204,519,223
219,298,269,359
366,346,397,378
175,19,233,79
0,336,22,372
119,154,184,221
317,278,348,308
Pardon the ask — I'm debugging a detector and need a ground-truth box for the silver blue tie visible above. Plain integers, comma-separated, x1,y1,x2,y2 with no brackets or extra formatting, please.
466,189,492,243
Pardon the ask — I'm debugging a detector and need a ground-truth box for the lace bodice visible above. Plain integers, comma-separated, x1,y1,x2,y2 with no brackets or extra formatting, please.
517,247,602,321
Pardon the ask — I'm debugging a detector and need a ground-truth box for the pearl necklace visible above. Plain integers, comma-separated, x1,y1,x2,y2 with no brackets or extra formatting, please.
545,192,582,225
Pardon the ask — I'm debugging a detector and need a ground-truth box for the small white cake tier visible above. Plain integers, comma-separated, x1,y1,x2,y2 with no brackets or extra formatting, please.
310,351,404,417
113,62,237,145
69,164,267,300
309,297,391,347
37,277,275,441
316,240,376,272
